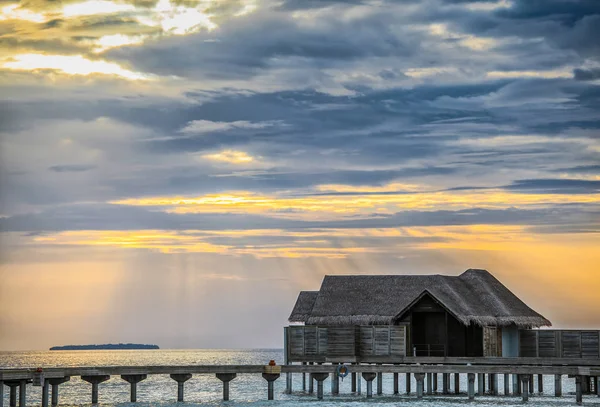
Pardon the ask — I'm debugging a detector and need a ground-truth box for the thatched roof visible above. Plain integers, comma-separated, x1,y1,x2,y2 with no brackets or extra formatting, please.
297,269,550,328
288,291,319,323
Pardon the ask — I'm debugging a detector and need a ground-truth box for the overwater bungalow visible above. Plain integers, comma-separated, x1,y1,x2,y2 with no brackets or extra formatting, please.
285,269,599,363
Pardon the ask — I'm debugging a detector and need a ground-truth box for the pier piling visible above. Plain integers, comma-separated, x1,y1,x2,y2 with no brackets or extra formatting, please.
576,376,583,405
0,380,3,407
513,374,519,395
468,373,475,400
48,377,69,407
6,381,18,407
169,373,192,402
312,373,328,400
121,374,147,402
427,373,433,395
351,367,356,393
537,374,543,393
555,374,562,397
597,376,600,397
261,373,280,401
393,372,399,394
216,373,236,401
477,373,484,395
41,379,49,407
415,373,425,399
433,373,438,393
81,375,110,404
504,373,510,395
455,373,460,394
406,373,411,395
377,372,382,395
362,372,376,398
442,373,449,394
331,372,339,395
302,363,306,391
19,379,26,407
521,375,530,402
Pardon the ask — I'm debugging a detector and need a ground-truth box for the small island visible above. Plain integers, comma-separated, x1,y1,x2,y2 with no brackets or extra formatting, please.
50,343,159,350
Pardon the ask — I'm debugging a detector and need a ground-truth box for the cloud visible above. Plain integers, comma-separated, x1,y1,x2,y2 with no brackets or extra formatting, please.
48,164,97,172
179,119,282,134
201,149,255,164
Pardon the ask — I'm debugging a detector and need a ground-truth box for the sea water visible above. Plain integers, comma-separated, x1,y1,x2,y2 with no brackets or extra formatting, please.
1,349,598,406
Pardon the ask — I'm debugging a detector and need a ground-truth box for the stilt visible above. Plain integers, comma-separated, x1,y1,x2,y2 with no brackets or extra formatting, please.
377,372,382,395
555,375,562,397
468,373,475,400
362,373,376,398
516,374,522,395
528,374,534,395
393,373,399,395
308,373,314,394
170,374,192,402
596,376,600,397
433,373,438,393
538,374,543,394
6,382,19,407
19,380,26,407
0,380,4,407
331,372,339,395
576,376,583,405
302,363,306,392
513,374,520,395
357,371,362,395
262,373,280,401
491,374,498,395
478,373,485,396
42,379,49,407
312,373,328,401
81,376,110,404
443,373,449,394
427,373,433,395
406,373,411,395
415,373,425,399
216,373,236,401
521,375,530,402
285,372,292,395
504,373,510,396
351,369,356,393
48,377,69,407
455,373,460,394
121,374,147,403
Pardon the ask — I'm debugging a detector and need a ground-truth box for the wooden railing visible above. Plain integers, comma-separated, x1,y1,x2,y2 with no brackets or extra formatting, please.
519,330,600,358
413,344,446,357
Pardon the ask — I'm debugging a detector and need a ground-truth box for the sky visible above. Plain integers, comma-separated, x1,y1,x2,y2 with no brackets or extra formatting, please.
0,0,599,351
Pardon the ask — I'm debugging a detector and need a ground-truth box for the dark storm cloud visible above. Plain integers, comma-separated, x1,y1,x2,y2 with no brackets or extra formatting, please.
106,8,419,79
505,179,600,194
574,68,600,81
1,203,596,233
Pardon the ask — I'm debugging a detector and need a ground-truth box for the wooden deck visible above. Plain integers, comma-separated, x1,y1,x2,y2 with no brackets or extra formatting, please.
1,358,600,406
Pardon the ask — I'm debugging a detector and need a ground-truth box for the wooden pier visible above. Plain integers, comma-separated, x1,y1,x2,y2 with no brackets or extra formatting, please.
1,357,600,406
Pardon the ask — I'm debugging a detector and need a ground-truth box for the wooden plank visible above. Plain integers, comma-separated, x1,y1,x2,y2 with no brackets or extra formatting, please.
317,327,328,355
327,326,357,356
582,331,600,358
289,326,305,356
390,326,406,356
374,326,390,356
360,326,374,356
562,331,581,358
304,326,318,355
538,330,557,358
519,330,538,357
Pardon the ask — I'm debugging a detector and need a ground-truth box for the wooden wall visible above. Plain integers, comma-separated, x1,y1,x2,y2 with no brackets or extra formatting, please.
519,330,600,358
288,325,406,361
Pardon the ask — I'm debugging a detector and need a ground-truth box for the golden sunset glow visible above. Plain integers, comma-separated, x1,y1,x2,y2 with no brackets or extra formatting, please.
201,150,256,164
3,54,152,80
110,188,600,218
1,0,599,352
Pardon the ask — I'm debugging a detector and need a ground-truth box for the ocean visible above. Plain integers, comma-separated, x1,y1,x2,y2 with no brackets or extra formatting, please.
1,349,598,406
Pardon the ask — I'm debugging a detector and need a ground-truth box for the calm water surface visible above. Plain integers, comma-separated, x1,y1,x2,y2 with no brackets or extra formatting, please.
1,350,598,406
